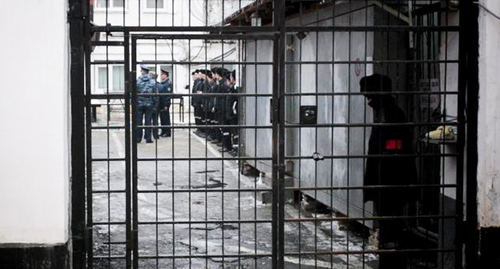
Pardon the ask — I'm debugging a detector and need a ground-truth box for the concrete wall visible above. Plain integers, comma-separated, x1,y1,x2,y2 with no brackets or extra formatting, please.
243,2,409,219
244,40,274,170
477,0,500,228
286,2,376,218
0,0,69,244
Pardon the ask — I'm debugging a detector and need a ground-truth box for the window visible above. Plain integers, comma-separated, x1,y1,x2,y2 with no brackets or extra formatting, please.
95,0,125,9
98,67,107,89
146,0,165,9
112,66,125,91
96,65,125,92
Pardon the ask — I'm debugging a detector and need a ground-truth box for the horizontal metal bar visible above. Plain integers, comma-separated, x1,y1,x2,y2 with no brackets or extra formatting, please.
133,154,456,162
285,184,458,191
285,59,460,65
137,157,272,162
91,60,125,65
138,219,272,225
285,25,461,32
88,94,126,100
285,215,457,222
285,153,459,159
137,93,273,97
132,34,277,41
139,61,273,65
93,256,127,260
103,241,127,245
283,248,456,256
137,253,273,259
93,221,127,225
90,25,460,34
137,188,272,194
91,126,126,130
137,125,273,129
284,122,460,128
92,190,126,194
284,91,460,96
92,158,126,162
92,26,279,33
91,41,125,46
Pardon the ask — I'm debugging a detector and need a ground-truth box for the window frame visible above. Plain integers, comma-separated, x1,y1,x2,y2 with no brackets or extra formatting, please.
95,65,126,93
94,0,128,11
143,0,167,12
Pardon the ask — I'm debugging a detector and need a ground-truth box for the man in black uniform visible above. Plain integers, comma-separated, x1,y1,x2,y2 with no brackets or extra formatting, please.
206,68,219,142
213,68,231,147
157,69,172,137
360,74,417,268
199,70,214,138
222,70,238,153
191,70,204,135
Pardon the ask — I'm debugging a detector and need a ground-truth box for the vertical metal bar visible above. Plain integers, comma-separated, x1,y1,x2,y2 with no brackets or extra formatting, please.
464,0,480,266
277,0,286,267
314,8,320,269
253,37,258,269
188,37,192,269
154,38,159,269
105,24,112,269
131,36,139,269
124,30,132,269
362,1,368,267
84,7,94,269
272,33,280,269
346,1,352,267
171,37,176,269
456,0,468,267
69,0,86,267
330,3,337,268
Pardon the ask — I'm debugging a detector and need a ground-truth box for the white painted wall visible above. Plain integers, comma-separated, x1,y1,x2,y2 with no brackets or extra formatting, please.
0,0,69,244
477,0,500,228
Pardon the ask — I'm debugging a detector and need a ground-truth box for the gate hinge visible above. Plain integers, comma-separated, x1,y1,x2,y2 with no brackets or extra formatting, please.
83,226,92,253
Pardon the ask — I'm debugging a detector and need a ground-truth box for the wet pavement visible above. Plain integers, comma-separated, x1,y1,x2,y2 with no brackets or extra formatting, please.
89,110,377,268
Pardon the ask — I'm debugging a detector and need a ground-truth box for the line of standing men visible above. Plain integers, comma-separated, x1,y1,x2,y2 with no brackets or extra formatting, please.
191,67,239,156
135,65,172,143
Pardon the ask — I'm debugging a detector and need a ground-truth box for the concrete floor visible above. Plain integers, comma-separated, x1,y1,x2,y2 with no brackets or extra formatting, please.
89,109,376,268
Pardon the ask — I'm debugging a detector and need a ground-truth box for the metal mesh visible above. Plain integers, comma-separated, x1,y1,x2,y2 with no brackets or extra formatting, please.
76,1,466,268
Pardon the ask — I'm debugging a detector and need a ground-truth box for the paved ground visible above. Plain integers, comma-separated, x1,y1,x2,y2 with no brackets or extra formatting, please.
89,109,377,268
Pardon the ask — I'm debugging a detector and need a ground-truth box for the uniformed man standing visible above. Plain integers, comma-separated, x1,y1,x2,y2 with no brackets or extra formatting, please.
158,68,172,137
222,70,238,152
360,74,417,268
136,65,156,143
213,68,230,146
191,70,204,135
206,69,219,142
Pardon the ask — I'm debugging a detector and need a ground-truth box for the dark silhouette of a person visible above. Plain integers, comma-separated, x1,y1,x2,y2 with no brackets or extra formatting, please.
360,74,417,268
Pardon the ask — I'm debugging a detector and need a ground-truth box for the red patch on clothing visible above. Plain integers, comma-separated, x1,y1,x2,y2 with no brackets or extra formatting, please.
385,139,403,150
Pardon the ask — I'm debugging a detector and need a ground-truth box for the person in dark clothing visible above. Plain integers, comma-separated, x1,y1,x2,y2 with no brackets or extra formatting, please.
157,69,173,137
150,72,160,140
198,70,213,138
222,70,238,152
213,68,231,146
136,65,156,143
206,69,219,142
360,74,417,268
191,70,204,135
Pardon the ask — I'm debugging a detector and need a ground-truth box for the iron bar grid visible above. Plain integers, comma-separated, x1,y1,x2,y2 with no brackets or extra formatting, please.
80,1,468,269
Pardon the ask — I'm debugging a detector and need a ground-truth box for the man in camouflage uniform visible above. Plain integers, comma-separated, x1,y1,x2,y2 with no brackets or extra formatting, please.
136,65,156,143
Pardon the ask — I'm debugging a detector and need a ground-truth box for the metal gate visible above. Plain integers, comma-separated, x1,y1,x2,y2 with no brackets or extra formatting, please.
71,0,474,268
